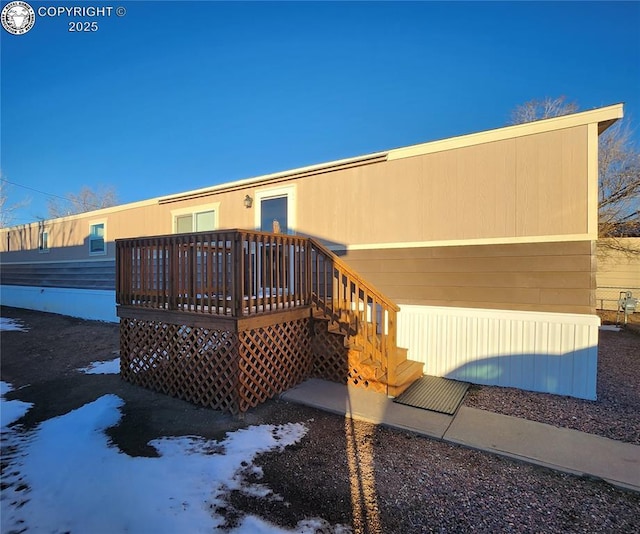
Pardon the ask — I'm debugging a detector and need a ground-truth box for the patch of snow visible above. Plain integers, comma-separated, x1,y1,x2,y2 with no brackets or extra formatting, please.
0,381,13,396
1,394,348,533
599,325,622,332
79,357,120,374
0,317,29,332
231,516,353,534
0,381,33,428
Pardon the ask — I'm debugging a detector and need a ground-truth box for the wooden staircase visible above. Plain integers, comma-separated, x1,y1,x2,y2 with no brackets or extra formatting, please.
308,239,424,397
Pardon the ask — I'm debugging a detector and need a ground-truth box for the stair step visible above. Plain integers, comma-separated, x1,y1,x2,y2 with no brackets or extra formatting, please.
349,356,386,380
388,359,425,397
344,339,364,351
329,321,355,332
312,307,327,318
395,346,409,362
347,348,367,359
314,306,357,326
359,357,383,369
395,359,425,382
327,323,345,335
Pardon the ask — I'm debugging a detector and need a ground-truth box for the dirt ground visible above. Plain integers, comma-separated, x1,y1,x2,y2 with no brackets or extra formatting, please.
598,308,640,332
2,306,639,533
0,306,307,457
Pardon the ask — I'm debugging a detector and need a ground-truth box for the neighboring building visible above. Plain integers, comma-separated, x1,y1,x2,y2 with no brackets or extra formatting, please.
596,238,640,311
0,103,624,399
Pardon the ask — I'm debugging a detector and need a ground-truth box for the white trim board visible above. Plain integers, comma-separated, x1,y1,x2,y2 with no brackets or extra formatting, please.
388,103,623,161
327,234,594,252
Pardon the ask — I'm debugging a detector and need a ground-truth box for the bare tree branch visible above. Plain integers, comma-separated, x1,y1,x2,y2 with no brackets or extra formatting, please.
0,177,31,228
509,96,579,125
47,185,118,218
597,121,640,235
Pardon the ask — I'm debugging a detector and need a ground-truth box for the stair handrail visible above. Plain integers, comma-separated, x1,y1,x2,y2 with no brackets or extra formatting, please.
307,238,401,376
307,238,400,313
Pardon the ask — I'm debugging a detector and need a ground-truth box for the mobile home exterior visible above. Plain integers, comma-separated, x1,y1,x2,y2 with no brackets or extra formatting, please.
0,104,624,399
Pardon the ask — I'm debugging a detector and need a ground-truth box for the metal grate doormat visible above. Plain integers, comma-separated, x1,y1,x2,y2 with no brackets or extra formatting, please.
393,375,470,415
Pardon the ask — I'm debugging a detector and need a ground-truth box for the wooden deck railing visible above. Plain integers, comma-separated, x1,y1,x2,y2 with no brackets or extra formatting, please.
116,230,310,317
116,230,399,369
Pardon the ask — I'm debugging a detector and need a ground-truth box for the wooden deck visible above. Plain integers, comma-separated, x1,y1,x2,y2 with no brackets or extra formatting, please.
116,229,423,413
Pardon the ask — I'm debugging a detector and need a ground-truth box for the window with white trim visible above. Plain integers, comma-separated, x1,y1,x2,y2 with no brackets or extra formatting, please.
172,205,219,233
89,222,106,255
254,185,296,234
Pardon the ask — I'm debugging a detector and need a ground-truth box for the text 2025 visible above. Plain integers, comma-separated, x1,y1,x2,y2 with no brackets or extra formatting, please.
68,21,98,32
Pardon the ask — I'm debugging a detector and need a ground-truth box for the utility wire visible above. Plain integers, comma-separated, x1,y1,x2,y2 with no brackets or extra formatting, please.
1,177,72,202
1,177,110,212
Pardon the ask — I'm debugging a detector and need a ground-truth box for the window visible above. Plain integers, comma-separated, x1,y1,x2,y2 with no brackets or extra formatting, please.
195,210,215,231
176,214,194,233
172,205,218,233
260,196,288,233
89,222,106,255
255,185,296,234
39,230,49,253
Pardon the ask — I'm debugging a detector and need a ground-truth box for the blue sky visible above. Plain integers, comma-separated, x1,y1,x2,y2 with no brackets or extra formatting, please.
2,1,639,225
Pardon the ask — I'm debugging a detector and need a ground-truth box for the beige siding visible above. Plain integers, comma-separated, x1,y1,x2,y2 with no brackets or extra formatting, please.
0,190,256,262
294,125,588,245
1,124,590,263
340,241,595,314
596,238,640,310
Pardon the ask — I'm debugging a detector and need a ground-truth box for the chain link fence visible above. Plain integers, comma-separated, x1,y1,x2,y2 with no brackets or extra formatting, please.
596,286,640,311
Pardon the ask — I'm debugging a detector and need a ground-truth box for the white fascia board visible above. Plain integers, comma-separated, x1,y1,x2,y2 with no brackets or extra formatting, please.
388,103,624,161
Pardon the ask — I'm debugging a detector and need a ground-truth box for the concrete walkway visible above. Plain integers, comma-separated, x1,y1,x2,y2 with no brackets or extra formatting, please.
281,378,640,493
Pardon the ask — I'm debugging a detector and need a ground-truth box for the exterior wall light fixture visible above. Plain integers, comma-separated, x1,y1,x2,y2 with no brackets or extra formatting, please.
244,195,253,209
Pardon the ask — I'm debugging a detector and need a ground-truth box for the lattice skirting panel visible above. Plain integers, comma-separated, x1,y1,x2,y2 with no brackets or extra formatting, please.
237,319,312,412
120,317,313,414
120,319,241,413
311,319,387,394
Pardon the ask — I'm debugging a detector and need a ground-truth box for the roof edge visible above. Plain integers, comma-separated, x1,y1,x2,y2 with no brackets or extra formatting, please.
388,103,624,161
157,152,388,205
0,196,161,229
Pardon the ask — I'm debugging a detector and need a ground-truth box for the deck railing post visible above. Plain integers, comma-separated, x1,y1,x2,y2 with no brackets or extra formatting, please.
233,233,244,317
115,241,122,305
168,238,177,310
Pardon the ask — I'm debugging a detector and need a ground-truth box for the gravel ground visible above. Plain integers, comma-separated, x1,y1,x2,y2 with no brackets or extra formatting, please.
238,402,640,534
237,321,640,533
2,307,639,533
464,323,640,445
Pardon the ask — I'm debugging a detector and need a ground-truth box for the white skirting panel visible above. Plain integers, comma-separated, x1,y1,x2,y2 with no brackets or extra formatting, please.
397,304,600,400
0,285,117,323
